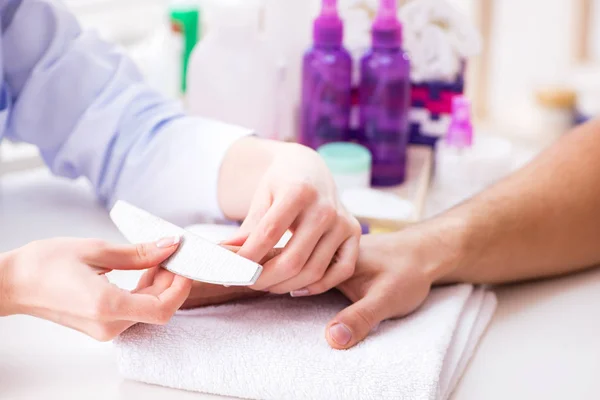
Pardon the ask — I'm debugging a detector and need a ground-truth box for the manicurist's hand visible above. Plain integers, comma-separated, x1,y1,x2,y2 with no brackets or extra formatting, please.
0,236,191,341
219,138,361,298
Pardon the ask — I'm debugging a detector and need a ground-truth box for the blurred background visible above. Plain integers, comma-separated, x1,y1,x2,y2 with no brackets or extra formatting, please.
58,0,600,135
2,0,599,220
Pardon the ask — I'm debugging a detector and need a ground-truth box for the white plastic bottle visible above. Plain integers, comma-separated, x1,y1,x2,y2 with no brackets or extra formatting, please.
186,0,278,139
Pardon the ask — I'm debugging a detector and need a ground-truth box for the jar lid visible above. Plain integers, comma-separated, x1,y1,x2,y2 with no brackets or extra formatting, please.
535,87,576,108
317,142,372,174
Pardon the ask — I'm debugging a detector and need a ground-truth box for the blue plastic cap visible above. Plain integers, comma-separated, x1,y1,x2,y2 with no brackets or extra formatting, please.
317,142,372,174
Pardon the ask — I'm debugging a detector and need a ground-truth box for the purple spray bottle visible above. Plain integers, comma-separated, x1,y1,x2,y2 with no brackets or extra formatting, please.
357,0,411,186
300,0,352,150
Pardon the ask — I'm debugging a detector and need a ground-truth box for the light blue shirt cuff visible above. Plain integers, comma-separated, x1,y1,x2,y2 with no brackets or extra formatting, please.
110,117,253,226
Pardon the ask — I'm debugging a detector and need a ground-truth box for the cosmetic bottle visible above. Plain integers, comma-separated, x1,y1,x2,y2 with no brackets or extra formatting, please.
433,96,513,211
357,0,411,187
300,0,353,150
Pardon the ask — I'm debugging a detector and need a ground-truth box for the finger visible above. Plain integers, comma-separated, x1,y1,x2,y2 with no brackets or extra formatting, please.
115,273,193,325
220,234,248,247
325,290,389,350
237,194,307,263
133,267,160,293
134,268,176,296
292,235,359,297
236,188,273,236
268,224,349,295
251,207,333,290
82,236,181,270
222,245,284,265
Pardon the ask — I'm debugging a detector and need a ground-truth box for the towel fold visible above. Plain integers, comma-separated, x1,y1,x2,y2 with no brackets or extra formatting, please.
115,284,496,400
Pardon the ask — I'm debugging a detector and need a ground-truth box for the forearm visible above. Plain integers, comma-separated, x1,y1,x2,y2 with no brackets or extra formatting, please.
431,119,600,284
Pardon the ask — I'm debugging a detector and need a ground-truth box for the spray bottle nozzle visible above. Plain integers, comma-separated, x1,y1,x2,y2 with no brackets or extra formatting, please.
377,0,399,19
321,0,338,15
313,0,343,47
372,0,402,48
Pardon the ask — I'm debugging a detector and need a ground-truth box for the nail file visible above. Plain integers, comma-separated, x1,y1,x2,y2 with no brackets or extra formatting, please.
109,201,262,286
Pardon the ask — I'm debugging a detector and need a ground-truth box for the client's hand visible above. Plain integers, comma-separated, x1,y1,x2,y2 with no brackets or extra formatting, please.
325,231,438,350
0,237,191,341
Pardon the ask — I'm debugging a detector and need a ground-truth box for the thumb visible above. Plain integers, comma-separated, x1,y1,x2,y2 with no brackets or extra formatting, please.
83,236,181,270
326,293,389,350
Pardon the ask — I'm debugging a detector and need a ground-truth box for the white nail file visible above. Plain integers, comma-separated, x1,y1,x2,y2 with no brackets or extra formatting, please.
109,201,262,286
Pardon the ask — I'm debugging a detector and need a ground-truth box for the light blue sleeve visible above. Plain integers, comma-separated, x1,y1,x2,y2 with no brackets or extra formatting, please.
2,0,251,225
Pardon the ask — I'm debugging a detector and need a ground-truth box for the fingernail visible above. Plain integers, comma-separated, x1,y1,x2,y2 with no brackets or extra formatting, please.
329,323,352,346
290,289,310,297
155,236,181,248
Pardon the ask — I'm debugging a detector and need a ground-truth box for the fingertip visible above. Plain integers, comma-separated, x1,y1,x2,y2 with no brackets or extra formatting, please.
326,322,354,350
155,235,181,249
172,274,193,291
220,233,249,247
236,242,265,264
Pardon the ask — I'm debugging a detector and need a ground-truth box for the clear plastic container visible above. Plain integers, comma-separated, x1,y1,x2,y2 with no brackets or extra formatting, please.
317,142,372,192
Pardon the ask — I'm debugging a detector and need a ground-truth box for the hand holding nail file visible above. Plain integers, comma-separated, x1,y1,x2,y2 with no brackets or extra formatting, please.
109,201,263,286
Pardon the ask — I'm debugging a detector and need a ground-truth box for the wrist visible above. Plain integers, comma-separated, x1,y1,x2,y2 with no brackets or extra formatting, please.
403,212,476,285
0,250,16,316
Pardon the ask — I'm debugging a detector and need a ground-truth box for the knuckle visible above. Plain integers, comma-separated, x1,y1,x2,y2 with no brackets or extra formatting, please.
337,262,356,282
316,204,337,226
291,181,317,203
261,223,280,243
156,308,173,325
135,243,150,262
306,264,327,284
353,306,377,331
279,253,304,276
349,218,362,236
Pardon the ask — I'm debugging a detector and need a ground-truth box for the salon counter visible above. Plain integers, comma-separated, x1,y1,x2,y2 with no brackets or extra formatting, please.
1,169,600,400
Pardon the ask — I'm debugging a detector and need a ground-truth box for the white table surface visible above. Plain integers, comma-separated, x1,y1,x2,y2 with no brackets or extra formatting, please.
1,169,600,400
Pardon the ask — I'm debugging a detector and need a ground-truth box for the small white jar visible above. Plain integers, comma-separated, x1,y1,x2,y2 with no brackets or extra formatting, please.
533,87,576,145
317,142,372,193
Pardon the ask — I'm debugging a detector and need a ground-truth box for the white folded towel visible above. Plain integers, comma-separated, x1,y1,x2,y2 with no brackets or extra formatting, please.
115,284,495,400
115,224,496,399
